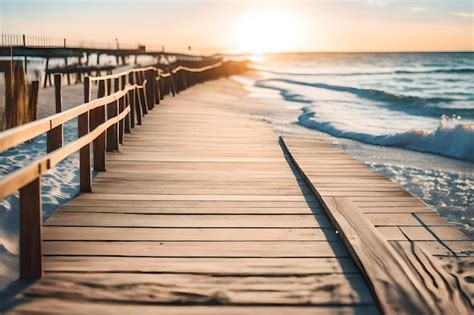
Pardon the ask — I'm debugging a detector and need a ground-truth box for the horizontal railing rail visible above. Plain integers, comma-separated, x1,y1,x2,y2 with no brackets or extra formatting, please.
0,33,139,50
0,58,248,279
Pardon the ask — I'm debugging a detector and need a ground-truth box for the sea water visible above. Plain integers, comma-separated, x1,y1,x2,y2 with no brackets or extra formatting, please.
236,52,473,238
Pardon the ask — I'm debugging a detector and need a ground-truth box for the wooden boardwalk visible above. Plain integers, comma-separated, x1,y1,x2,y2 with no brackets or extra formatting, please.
4,80,378,314
282,138,473,314
2,79,472,314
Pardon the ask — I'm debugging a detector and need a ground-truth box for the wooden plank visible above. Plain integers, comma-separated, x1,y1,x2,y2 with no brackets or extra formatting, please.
43,227,338,241
399,227,436,241
44,213,332,228
20,272,374,306
66,200,321,208
437,257,474,305
375,227,407,241
320,196,471,314
283,136,472,315
4,299,379,314
392,241,472,314
43,257,358,274
75,193,315,202
58,205,319,214
91,187,308,195
43,241,349,257
429,227,470,241
367,213,421,226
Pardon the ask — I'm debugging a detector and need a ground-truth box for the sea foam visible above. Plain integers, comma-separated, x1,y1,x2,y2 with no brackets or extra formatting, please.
299,113,474,161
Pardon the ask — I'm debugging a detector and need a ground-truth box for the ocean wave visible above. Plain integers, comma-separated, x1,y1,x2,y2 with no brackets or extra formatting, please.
256,79,474,119
299,113,474,161
253,66,474,77
258,78,453,103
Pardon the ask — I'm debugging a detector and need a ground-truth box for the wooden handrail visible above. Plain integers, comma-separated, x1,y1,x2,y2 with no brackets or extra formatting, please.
0,58,247,279
87,67,158,81
0,87,134,153
0,107,130,200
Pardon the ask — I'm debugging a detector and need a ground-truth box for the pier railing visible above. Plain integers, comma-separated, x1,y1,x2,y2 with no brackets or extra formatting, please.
0,59,247,279
0,34,138,50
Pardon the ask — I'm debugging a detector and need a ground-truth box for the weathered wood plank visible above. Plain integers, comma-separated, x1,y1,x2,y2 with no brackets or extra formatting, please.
322,196,471,314
43,241,349,257
392,241,472,313
65,200,319,209
20,273,374,305
58,205,320,214
43,227,338,241
75,193,316,202
5,299,379,315
43,257,357,274
283,137,473,314
45,213,332,228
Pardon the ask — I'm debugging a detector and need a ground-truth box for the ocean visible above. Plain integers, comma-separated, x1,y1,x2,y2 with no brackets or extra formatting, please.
235,51,473,237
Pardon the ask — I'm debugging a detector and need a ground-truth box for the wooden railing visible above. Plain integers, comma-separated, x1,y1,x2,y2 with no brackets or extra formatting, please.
0,59,247,279
0,33,138,50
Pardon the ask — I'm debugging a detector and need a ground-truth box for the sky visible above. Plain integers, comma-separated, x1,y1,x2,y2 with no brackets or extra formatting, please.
0,0,473,54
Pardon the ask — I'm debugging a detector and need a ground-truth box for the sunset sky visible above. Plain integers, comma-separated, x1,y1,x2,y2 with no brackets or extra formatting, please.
1,0,473,53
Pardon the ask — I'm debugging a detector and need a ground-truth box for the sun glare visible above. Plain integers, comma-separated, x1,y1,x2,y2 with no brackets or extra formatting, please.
233,7,307,54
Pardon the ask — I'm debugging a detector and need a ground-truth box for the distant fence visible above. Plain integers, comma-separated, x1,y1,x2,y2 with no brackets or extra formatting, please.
0,34,140,50
0,58,248,279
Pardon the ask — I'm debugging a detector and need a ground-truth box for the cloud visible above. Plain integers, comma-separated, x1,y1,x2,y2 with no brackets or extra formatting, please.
410,7,429,13
366,0,388,6
451,12,474,18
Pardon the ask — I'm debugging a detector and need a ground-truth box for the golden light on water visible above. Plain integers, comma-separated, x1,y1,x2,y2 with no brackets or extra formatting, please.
232,7,309,54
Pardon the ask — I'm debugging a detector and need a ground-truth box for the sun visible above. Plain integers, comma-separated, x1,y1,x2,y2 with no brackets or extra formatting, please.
233,7,307,54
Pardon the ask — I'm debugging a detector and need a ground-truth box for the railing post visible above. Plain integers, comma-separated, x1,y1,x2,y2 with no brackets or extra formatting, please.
160,76,165,99
135,87,143,125
170,74,176,97
182,71,188,90
79,76,92,192
154,75,161,105
92,80,106,171
47,74,63,153
64,57,71,85
175,71,181,94
145,70,155,110
19,178,43,279
139,85,148,118
114,77,122,146
138,72,148,115
121,74,130,136
128,72,136,128
106,78,119,152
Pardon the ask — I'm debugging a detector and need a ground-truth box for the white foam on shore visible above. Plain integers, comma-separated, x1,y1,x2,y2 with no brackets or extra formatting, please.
299,113,474,162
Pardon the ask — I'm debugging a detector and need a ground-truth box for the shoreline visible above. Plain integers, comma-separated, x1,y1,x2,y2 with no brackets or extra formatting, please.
231,74,473,238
